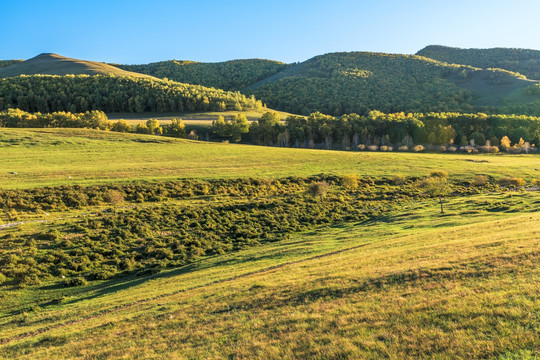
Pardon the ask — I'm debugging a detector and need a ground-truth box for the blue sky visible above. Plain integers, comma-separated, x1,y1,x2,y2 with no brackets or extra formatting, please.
1,0,540,64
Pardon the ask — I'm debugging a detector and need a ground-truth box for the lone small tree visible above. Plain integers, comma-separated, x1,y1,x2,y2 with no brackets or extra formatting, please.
418,175,451,213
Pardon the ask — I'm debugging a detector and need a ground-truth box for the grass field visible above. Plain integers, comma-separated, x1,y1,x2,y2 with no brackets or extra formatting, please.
0,128,538,189
0,191,538,359
0,128,539,359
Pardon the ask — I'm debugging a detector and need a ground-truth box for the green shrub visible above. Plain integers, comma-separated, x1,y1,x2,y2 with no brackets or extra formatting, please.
499,177,526,187
393,174,407,185
429,170,449,178
89,265,118,280
63,276,87,287
342,174,359,190
308,181,330,197
0,272,7,285
472,175,489,186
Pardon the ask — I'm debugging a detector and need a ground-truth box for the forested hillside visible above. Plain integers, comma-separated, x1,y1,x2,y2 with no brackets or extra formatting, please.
0,60,22,69
417,45,540,80
0,75,262,113
2,50,540,117
246,52,540,116
116,59,288,91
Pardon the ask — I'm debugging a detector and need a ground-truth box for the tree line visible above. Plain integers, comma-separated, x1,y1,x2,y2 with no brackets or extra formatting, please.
2,108,538,152
213,110,540,152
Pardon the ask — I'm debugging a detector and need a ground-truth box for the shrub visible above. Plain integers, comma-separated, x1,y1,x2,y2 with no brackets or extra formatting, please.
88,265,118,280
0,273,7,285
412,145,425,152
135,123,151,134
532,179,540,187
63,276,87,287
367,145,379,151
308,181,329,197
111,119,131,132
393,174,407,185
472,175,489,186
379,145,393,151
397,145,409,152
342,174,359,190
499,177,526,187
103,189,125,206
357,144,366,150
429,170,448,178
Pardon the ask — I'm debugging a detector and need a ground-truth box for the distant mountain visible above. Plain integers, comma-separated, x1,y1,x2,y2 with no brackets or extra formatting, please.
417,45,540,80
116,59,288,91
0,53,157,79
244,51,539,115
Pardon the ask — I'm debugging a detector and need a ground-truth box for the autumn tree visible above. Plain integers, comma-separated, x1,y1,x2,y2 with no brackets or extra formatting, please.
165,118,186,137
146,119,163,135
418,174,451,213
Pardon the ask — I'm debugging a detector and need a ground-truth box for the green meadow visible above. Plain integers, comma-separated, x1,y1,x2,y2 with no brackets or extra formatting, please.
0,128,538,189
0,128,538,359
0,191,538,359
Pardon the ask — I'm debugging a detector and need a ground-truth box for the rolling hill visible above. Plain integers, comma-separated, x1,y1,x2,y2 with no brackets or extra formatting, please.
245,51,540,115
0,54,263,113
116,59,289,91
0,53,156,79
2,49,540,116
417,45,540,80
114,51,540,116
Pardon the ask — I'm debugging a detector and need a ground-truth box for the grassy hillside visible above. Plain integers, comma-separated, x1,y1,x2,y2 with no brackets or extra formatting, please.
246,52,540,116
418,45,540,80
0,53,156,79
1,128,539,189
0,189,538,359
0,128,538,358
116,59,288,91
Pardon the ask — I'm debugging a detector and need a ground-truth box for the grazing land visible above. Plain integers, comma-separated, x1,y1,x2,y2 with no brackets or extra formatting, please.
0,128,538,189
0,184,538,359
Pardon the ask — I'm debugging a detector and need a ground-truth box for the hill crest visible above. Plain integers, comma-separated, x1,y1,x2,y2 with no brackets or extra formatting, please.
0,53,157,79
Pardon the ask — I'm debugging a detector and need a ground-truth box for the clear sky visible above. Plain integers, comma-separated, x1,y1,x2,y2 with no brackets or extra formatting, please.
2,0,540,64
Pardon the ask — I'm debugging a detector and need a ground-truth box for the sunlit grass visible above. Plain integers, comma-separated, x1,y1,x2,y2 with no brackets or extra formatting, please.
0,128,538,189
0,192,538,359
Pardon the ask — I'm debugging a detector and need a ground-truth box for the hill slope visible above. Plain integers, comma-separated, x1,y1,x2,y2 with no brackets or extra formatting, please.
116,59,289,91
0,189,538,359
245,51,539,115
417,45,540,80
0,53,156,79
